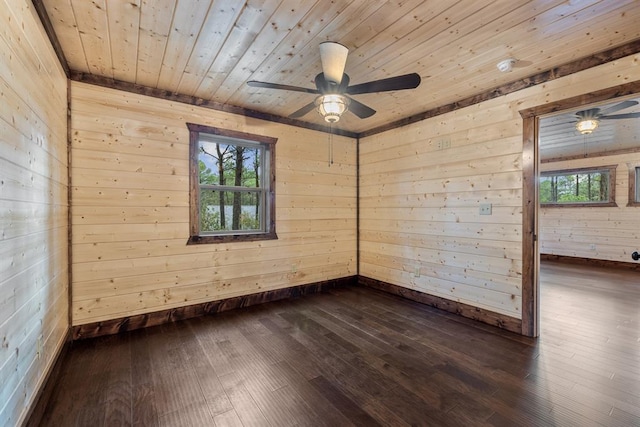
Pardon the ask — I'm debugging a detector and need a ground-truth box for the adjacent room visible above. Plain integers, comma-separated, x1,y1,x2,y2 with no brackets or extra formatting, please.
2,1,639,425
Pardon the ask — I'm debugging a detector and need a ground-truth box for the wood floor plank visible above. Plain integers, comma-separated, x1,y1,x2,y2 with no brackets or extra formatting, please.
278,307,457,426
157,400,214,427
213,408,244,427
235,314,356,426
130,329,159,426
37,261,640,427
217,372,270,427
308,375,381,427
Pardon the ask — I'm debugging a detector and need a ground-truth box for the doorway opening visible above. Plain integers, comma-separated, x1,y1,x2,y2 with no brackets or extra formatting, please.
519,80,640,337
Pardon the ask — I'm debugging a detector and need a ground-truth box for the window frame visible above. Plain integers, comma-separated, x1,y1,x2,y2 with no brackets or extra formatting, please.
628,162,640,207
539,165,617,208
187,123,277,244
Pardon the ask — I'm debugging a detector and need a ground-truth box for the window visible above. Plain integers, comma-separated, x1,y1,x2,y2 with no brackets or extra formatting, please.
539,166,616,207
628,163,640,207
187,123,277,244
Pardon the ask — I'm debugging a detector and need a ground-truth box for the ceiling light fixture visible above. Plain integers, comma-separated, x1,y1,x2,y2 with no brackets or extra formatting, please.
316,94,349,123
319,42,349,84
575,118,599,134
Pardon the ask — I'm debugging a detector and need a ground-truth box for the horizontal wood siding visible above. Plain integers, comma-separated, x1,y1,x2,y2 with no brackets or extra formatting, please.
359,53,640,320
540,152,640,262
70,82,356,325
0,0,69,425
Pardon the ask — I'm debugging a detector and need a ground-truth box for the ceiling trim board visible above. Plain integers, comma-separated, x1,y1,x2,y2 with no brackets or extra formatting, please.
541,145,640,164
520,80,640,120
31,0,70,77
360,38,640,138
69,71,360,139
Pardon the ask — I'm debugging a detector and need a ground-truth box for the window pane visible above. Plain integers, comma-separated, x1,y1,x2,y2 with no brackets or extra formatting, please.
540,169,611,204
199,142,229,185
200,189,262,232
198,141,262,188
539,176,553,203
228,146,261,188
555,174,575,202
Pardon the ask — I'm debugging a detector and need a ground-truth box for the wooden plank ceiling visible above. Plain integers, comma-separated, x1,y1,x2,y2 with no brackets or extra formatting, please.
40,0,640,135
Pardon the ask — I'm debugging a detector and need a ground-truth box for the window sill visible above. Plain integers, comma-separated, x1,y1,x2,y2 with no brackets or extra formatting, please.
187,231,278,245
540,202,617,208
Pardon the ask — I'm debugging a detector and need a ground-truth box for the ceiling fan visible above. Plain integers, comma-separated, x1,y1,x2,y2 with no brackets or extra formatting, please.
247,42,421,123
574,100,640,134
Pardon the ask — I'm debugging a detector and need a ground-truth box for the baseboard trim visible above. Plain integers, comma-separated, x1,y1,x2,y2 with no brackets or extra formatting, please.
72,273,529,340
23,329,72,427
72,276,357,340
541,254,640,271
358,276,522,334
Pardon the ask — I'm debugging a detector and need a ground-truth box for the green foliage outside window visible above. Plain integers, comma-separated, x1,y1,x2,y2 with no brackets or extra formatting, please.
539,168,611,204
198,140,265,233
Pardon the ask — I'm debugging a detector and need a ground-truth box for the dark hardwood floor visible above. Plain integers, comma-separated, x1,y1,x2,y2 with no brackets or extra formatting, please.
37,261,640,426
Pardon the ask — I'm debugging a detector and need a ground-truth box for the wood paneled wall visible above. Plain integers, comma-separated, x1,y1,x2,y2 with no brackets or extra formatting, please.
540,152,640,262
359,53,640,320
0,1,69,425
359,106,524,318
69,82,356,326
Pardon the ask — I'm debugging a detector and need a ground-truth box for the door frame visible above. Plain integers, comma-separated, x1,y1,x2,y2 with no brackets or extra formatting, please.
519,80,640,337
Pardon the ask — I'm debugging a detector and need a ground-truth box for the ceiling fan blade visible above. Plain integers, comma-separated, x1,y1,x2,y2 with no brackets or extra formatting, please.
346,73,421,95
346,96,376,119
289,101,317,118
319,41,348,85
600,112,640,120
247,80,319,94
599,100,639,116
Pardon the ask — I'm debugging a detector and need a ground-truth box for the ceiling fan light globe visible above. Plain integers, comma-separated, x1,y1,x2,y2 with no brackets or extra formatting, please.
576,118,599,134
316,94,349,123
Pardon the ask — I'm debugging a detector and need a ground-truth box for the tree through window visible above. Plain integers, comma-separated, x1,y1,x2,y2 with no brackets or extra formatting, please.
539,166,616,207
187,123,277,244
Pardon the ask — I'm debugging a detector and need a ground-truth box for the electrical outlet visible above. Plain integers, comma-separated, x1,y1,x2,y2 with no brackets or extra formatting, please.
414,267,420,277
589,244,596,251
291,264,297,273
479,203,492,215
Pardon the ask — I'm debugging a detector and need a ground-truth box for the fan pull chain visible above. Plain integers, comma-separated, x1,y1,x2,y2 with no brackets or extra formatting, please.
328,124,334,167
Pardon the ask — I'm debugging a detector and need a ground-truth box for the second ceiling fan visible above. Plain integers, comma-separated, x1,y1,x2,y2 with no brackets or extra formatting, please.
247,42,421,123
574,100,640,134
